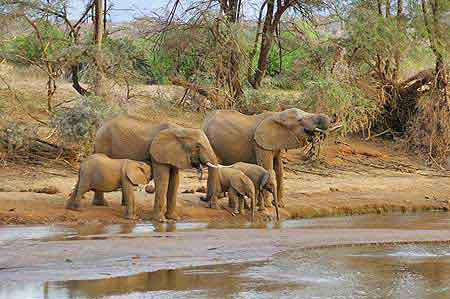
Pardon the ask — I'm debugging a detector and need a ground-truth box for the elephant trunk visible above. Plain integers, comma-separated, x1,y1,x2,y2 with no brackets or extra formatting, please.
259,172,270,190
206,164,220,208
197,165,203,180
272,190,280,221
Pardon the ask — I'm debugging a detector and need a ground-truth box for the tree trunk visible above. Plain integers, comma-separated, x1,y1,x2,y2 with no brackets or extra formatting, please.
93,0,104,97
71,64,88,96
251,0,275,89
392,0,403,83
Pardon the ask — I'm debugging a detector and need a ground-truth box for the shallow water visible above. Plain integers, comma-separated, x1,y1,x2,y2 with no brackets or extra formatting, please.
3,243,450,299
3,212,450,299
2,211,450,243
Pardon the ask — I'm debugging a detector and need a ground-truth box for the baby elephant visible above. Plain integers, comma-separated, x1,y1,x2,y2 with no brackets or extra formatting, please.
66,154,152,219
216,168,256,219
231,162,279,221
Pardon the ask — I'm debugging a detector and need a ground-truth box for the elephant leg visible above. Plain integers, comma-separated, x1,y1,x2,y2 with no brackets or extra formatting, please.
243,197,251,210
206,166,220,209
255,148,274,209
273,154,285,207
228,188,239,214
165,167,180,221
92,191,108,206
122,182,137,220
153,163,170,223
238,195,245,215
121,188,127,206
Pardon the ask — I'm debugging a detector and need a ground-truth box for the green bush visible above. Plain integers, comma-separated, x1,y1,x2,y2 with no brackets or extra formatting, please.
299,78,379,134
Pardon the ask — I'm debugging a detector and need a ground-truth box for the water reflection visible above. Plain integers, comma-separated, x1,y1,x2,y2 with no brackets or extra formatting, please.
3,212,450,243
0,262,296,299
2,244,450,299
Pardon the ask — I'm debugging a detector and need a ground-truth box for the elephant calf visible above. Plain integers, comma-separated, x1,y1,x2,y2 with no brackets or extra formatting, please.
66,154,152,219
214,167,256,219
206,162,279,221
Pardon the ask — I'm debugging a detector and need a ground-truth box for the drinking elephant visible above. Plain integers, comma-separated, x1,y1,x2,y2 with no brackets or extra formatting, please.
231,162,279,220
203,162,279,220
202,108,330,208
66,154,152,219
215,167,256,219
94,116,219,222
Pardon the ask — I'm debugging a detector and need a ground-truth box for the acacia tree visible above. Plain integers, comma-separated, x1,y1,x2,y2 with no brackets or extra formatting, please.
5,0,94,96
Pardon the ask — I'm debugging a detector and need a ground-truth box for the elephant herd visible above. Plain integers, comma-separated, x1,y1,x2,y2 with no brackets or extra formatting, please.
66,108,331,222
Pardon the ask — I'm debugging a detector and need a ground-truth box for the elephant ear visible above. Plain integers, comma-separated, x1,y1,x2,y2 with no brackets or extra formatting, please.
125,161,150,185
254,112,300,150
150,128,190,169
230,172,254,198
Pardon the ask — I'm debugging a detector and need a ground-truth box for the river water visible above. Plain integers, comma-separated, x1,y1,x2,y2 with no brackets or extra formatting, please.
2,213,450,299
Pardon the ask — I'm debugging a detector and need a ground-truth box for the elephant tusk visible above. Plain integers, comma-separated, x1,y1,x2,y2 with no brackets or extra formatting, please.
314,128,326,133
206,162,219,168
329,124,343,132
206,162,232,168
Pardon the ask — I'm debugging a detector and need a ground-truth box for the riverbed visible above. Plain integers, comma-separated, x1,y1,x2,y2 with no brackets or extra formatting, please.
2,213,450,298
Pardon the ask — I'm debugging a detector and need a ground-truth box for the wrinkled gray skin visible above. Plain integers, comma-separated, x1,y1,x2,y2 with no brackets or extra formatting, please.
94,116,218,222
216,168,256,219
203,108,330,209
66,154,151,219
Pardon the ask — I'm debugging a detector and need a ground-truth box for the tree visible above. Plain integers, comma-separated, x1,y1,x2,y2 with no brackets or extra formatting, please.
250,0,317,88
93,0,104,97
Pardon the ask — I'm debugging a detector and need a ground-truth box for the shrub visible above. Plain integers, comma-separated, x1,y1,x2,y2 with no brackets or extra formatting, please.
299,78,379,135
240,89,298,114
49,96,121,153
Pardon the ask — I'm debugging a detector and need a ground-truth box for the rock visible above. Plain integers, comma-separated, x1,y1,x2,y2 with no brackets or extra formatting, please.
34,186,59,194
329,187,340,192
145,184,155,193
20,186,60,194
196,186,207,193
182,189,195,194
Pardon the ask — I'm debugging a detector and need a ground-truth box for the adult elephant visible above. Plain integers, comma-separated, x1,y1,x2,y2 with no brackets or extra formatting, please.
202,108,330,208
94,116,219,222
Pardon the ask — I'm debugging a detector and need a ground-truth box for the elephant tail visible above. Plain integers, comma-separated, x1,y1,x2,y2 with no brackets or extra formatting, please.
69,172,81,201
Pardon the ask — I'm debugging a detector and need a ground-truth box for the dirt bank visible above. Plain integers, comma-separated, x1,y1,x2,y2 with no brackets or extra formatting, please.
1,138,449,225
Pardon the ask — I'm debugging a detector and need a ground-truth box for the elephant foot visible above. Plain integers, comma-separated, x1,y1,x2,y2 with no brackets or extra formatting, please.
66,201,81,211
258,206,268,213
124,210,138,220
274,200,286,208
153,214,167,223
199,195,209,203
92,198,109,206
125,214,138,220
165,212,180,221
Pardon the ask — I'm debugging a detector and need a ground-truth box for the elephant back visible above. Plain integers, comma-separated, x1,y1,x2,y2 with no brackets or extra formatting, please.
94,115,175,162
231,162,266,188
202,110,270,165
